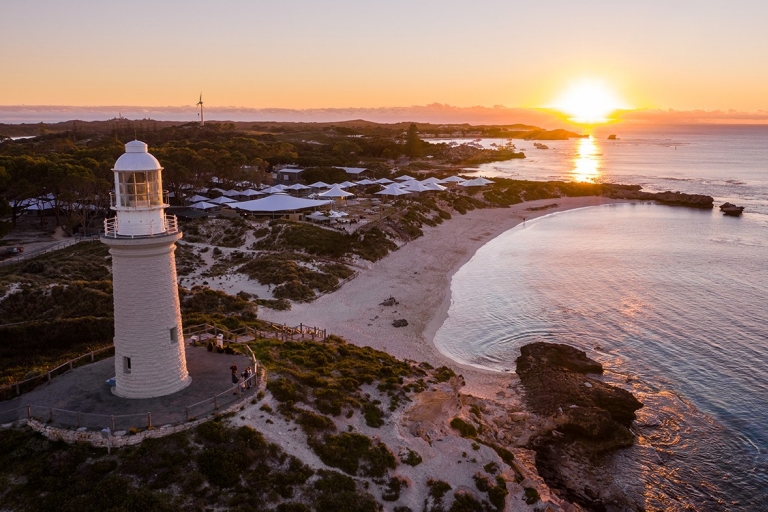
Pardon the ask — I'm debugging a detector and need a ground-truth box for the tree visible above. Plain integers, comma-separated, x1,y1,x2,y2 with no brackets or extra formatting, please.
404,123,422,158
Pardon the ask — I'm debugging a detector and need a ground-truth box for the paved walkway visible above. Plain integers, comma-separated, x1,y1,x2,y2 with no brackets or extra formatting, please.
0,346,254,428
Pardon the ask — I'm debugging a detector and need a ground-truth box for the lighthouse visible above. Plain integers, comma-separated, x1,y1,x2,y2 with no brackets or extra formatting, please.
101,140,191,398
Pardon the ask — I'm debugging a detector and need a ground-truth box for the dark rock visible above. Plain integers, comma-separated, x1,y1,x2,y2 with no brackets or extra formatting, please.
380,297,398,306
517,342,644,511
392,319,408,327
604,185,714,209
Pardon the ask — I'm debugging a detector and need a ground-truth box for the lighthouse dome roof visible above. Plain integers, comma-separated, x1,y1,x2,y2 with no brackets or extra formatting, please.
113,140,162,172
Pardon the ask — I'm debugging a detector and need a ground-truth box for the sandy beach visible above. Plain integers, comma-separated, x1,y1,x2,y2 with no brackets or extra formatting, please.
261,196,626,400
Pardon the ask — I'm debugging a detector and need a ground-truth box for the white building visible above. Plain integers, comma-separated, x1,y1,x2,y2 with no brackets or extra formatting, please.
101,141,191,398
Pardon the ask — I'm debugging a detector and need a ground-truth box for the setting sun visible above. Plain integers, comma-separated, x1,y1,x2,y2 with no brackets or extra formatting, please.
550,79,629,124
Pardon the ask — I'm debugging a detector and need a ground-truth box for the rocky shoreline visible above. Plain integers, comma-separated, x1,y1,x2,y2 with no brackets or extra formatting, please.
516,342,644,511
604,184,714,209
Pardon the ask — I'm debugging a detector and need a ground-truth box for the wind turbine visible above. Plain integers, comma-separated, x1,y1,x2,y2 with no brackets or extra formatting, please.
197,93,204,127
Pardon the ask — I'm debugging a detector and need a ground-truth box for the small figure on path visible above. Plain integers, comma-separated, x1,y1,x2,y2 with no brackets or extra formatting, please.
242,367,253,389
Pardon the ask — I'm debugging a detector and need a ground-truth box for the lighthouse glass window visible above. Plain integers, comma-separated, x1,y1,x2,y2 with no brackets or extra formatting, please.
118,171,163,208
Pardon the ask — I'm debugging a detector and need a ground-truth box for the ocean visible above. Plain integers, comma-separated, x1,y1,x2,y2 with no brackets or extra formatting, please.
432,125,768,510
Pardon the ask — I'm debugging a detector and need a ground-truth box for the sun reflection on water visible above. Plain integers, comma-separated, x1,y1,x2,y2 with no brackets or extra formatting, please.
572,137,602,182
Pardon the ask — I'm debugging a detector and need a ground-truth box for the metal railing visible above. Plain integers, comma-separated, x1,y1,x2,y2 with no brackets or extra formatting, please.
0,346,115,402
16,372,263,431
183,321,327,345
102,214,179,239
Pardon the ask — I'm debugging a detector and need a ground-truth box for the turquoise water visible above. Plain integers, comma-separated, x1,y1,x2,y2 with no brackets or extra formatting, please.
434,125,768,510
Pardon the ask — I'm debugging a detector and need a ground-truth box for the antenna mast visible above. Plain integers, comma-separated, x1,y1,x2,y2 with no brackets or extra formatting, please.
197,93,204,127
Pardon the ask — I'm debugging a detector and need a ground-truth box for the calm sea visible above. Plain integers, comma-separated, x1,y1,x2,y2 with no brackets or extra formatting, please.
432,125,768,510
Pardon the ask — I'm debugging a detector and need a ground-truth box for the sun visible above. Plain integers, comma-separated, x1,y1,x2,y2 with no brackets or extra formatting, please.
550,79,628,124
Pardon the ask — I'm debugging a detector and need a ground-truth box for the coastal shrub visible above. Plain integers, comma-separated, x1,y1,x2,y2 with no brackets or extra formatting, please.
268,377,306,403
401,448,423,466
363,401,385,428
309,432,397,477
180,286,257,317
448,492,489,512
312,470,379,512
524,487,540,505
382,475,408,501
427,479,452,500
432,366,456,383
488,476,508,511
0,316,114,386
450,417,477,438
483,462,498,475
297,410,336,436
481,443,514,466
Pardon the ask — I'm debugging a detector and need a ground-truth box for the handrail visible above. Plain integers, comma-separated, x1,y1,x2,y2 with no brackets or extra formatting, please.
102,214,179,239
0,346,115,400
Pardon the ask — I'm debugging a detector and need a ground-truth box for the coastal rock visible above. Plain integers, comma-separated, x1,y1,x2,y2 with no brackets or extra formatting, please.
392,319,408,327
516,342,642,440
516,342,644,511
604,185,714,209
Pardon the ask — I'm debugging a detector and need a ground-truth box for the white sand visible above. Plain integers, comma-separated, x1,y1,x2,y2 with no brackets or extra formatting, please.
261,196,627,400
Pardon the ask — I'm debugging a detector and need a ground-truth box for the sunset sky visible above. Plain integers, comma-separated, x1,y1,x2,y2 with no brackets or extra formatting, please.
2,1,768,118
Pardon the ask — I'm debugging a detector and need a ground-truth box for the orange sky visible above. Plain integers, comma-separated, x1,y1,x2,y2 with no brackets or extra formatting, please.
2,1,768,114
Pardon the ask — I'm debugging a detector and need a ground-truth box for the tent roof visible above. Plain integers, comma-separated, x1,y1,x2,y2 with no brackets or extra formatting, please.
308,181,332,188
319,185,355,198
231,193,333,212
208,196,237,204
376,185,411,196
191,201,219,210
187,194,210,203
442,175,467,183
460,177,495,187
395,175,416,181
402,181,432,193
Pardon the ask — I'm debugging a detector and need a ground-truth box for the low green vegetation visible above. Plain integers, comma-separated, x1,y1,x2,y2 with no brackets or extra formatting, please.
308,432,396,477
0,419,384,511
524,487,541,505
181,216,249,248
450,417,478,438
254,335,424,422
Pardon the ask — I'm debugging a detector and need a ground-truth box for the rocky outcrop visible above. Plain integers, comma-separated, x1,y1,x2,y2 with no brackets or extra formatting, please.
604,185,714,209
516,342,644,511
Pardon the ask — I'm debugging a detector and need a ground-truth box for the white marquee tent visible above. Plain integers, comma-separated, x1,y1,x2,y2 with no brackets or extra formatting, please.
231,193,332,213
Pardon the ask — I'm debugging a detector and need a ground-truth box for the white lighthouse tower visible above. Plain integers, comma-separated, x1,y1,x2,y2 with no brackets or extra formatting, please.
101,140,191,398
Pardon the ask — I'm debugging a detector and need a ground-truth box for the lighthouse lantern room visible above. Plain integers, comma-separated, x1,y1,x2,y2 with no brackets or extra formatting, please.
101,140,191,398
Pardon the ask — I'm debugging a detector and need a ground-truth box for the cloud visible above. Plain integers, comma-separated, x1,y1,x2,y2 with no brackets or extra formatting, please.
2,104,767,126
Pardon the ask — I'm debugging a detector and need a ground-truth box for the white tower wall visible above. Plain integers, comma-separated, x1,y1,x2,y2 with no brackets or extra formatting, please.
105,233,190,398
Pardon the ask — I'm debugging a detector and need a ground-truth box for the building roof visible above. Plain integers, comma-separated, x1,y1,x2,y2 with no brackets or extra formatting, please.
231,193,333,212
338,167,368,175
277,168,305,174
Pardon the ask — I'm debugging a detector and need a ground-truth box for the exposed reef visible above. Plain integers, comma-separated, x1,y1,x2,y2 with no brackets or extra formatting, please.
517,342,644,511
604,184,714,209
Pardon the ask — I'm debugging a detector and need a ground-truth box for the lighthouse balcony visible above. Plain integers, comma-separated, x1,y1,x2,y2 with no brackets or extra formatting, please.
103,214,179,239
